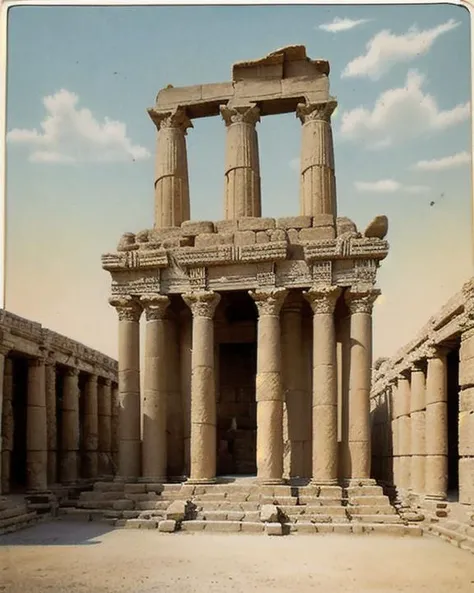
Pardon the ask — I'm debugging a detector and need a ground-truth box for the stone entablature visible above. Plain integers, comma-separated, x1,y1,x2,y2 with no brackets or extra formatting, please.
0,309,117,381
103,215,388,297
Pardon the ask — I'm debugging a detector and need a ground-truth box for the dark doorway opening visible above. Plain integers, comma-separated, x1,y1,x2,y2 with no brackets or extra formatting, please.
217,342,257,476
447,347,460,498
10,356,28,491
56,365,65,482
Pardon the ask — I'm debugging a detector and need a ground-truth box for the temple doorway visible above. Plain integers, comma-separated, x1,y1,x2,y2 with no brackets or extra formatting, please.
217,342,257,476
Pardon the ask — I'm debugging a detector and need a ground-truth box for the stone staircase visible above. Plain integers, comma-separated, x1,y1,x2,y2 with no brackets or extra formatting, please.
420,500,474,554
0,496,43,535
59,480,422,536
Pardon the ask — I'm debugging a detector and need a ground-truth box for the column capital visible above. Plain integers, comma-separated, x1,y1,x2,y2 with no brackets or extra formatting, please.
220,103,260,127
183,291,221,319
0,343,11,357
249,288,288,316
103,378,112,387
64,367,80,377
296,100,338,124
148,106,193,134
109,296,142,322
140,294,170,321
303,285,341,314
345,288,381,315
410,359,426,372
419,342,450,360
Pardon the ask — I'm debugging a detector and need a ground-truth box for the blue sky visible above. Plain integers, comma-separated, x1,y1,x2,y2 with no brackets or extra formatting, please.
4,2,473,360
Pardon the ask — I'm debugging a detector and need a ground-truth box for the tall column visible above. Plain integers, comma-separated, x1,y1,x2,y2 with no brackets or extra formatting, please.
26,355,48,490
281,293,310,478
410,361,426,493
304,286,341,484
83,374,99,479
166,312,184,479
98,379,112,476
109,296,142,480
250,288,288,484
0,347,10,494
1,356,13,494
45,356,57,485
140,294,170,482
425,345,448,500
180,309,192,476
389,381,400,488
397,373,411,491
344,288,380,482
182,291,221,483
220,103,261,219
60,367,80,483
149,107,192,229
296,100,338,219
111,383,119,471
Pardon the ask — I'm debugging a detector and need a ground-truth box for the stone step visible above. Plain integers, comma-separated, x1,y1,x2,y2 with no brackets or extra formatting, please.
347,496,391,506
287,522,352,534
428,523,474,551
297,496,342,506
350,514,404,524
0,511,38,531
0,505,28,520
181,520,265,533
344,486,384,497
347,505,397,516
194,501,260,511
195,510,260,522
353,523,423,537
279,505,347,516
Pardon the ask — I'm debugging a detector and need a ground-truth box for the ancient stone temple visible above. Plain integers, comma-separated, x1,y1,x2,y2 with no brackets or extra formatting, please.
102,45,389,488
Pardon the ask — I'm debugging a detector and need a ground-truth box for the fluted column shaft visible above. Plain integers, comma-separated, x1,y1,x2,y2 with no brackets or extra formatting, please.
140,294,170,481
109,297,142,479
111,383,119,470
1,355,13,494
345,289,379,481
281,295,309,478
250,288,288,484
304,286,340,484
98,379,112,476
397,374,411,491
425,347,448,499
44,358,57,485
180,310,192,476
296,100,338,218
60,367,80,483
150,107,192,228
26,356,48,490
220,104,261,219
183,292,221,483
390,382,400,487
82,374,98,479
410,362,426,493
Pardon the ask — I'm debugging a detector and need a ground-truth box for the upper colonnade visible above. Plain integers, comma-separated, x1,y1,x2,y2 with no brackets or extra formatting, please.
147,45,338,228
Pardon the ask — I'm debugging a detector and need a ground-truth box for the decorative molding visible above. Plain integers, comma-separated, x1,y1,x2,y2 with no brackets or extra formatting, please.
303,285,341,314
109,296,142,322
249,288,288,317
296,100,337,124
140,294,170,321
220,103,260,126
345,288,381,315
182,291,221,319
149,106,193,134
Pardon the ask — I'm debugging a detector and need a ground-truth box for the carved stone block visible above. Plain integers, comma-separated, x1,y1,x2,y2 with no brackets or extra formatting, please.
181,221,215,236
276,216,312,230
299,227,335,241
238,217,275,231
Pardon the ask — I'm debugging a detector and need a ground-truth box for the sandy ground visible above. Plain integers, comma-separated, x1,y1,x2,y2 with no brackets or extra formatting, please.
0,521,474,593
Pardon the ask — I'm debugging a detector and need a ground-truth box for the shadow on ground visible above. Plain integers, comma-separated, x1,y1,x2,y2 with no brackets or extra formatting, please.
0,520,114,546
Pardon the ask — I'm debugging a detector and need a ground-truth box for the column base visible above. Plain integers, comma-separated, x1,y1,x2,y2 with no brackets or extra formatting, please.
345,478,377,487
256,477,287,485
186,477,217,485
310,479,338,486
138,476,167,484
424,493,447,501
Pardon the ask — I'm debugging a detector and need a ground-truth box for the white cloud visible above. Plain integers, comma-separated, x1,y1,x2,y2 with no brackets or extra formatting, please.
355,179,429,194
342,19,460,79
319,17,371,33
7,89,150,164
339,70,470,146
413,151,471,171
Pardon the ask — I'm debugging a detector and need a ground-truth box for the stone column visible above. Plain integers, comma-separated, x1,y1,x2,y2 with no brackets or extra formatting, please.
83,374,99,479
345,288,380,482
149,107,193,229
281,293,309,478
304,286,341,484
425,345,448,500
389,381,400,488
60,367,80,483
140,294,170,482
44,356,57,485
1,356,13,494
220,103,261,219
296,100,338,219
180,309,192,476
410,360,426,493
109,296,142,480
98,379,112,476
182,291,221,483
397,373,411,491
111,383,119,472
26,355,48,490
166,312,184,479
250,288,288,484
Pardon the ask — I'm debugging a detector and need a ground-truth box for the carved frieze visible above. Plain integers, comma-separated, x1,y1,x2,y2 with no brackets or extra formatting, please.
189,267,207,290
312,261,332,285
111,270,161,297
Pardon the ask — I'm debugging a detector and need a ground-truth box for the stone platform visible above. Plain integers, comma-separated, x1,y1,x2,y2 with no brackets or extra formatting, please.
59,480,422,537
0,495,47,535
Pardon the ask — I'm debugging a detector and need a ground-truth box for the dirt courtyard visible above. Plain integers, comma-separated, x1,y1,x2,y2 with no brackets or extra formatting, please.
0,521,473,593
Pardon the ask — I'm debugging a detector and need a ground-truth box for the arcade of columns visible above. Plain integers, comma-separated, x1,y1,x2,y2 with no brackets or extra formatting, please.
371,279,474,505
103,45,389,486
0,310,118,494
